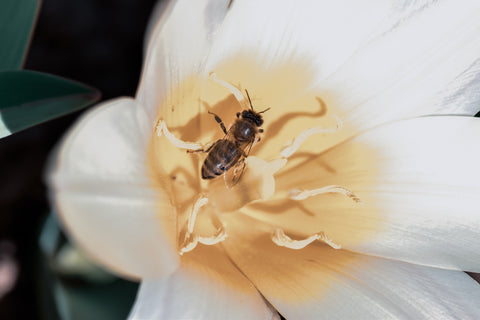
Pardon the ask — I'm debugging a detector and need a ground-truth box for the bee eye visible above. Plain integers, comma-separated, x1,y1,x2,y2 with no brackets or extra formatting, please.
236,112,240,118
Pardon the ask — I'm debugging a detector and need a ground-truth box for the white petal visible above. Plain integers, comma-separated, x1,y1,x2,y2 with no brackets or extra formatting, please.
265,116,480,272
318,0,480,125
48,98,179,279
206,0,393,82
202,0,480,157
128,247,279,320
137,0,231,119
223,215,480,320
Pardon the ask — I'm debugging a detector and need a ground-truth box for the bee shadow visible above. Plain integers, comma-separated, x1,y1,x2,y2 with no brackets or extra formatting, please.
254,97,328,155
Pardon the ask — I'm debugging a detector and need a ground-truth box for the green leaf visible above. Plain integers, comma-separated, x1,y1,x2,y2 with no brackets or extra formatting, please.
0,70,100,138
53,279,139,320
0,0,41,70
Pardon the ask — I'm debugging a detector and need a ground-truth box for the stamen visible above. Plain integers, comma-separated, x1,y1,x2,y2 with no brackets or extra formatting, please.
187,196,209,234
289,185,363,204
197,228,228,245
209,72,249,109
179,196,227,255
280,115,343,158
179,226,227,255
272,228,341,250
156,120,204,151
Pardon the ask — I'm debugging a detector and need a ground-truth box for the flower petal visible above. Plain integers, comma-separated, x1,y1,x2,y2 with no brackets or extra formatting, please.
201,0,480,159
256,116,480,272
223,215,480,320
137,0,232,119
48,98,179,279
206,0,393,83
317,1,480,125
128,247,279,320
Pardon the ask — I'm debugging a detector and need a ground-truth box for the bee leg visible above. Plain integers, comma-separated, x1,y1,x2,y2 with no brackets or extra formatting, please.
271,228,341,250
208,110,228,135
186,141,215,154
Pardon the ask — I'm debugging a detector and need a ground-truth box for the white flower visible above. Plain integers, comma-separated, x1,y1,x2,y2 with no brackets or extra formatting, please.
48,1,480,319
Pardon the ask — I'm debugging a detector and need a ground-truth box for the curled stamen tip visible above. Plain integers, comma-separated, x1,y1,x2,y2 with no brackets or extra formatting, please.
288,185,363,204
271,228,341,250
155,120,164,137
332,115,343,130
352,197,364,204
178,239,197,255
178,226,228,256
198,227,228,245
287,188,306,200
157,120,204,150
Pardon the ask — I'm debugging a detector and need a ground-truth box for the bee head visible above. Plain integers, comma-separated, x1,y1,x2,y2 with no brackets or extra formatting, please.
243,89,271,127
241,110,264,126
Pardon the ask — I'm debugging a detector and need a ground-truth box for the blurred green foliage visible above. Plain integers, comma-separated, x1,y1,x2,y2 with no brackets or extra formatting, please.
0,0,40,70
0,70,100,138
0,1,100,139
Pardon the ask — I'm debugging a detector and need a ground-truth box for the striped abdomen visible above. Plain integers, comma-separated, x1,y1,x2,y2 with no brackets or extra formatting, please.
201,140,242,179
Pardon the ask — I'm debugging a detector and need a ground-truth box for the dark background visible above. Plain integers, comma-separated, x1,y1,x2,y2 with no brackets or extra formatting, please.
0,0,159,318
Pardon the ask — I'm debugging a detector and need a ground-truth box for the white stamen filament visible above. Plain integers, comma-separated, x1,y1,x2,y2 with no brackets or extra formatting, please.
197,228,228,245
179,226,227,255
289,185,363,204
280,115,343,158
209,72,249,109
156,120,204,151
187,196,209,234
179,196,227,255
272,228,341,249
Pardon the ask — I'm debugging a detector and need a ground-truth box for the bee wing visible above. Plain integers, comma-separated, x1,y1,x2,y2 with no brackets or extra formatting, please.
227,157,247,187
225,137,256,188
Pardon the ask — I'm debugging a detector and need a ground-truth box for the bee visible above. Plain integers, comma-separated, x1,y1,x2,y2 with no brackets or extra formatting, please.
200,90,269,185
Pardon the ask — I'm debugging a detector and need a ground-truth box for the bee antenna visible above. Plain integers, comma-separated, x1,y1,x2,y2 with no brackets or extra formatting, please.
259,107,271,114
245,89,254,110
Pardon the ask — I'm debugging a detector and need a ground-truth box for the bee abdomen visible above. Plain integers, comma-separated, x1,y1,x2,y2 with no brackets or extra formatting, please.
201,164,220,179
201,140,241,179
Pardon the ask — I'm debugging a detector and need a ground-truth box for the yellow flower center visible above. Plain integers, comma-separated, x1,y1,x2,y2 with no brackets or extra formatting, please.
148,64,365,256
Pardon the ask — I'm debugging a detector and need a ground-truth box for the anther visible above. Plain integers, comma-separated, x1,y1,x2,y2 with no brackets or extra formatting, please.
272,228,341,250
156,120,204,151
289,185,363,204
280,115,343,158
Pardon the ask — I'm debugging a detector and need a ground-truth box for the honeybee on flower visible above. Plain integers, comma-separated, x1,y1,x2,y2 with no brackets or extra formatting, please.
49,1,480,319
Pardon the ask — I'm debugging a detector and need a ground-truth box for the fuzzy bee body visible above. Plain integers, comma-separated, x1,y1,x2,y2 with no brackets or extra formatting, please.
201,91,269,184
201,139,243,179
